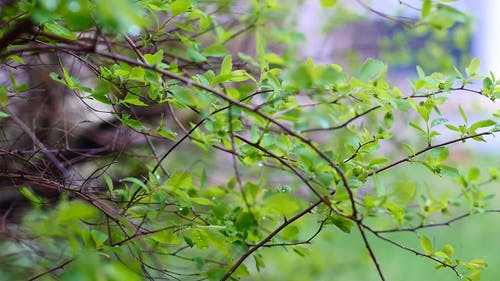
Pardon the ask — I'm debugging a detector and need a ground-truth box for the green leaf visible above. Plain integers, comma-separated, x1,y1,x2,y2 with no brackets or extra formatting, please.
202,44,229,57
19,186,44,207
443,244,454,257
327,214,354,233
445,124,460,132
483,77,493,91
281,225,299,240
467,57,480,76
266,193,300,216
465,259,488,270
459,105,468,124
91,229,108,247
120,177,150,192
172,0,191,16
129,67,146,81
358,58,385,82
191,197,215,206
157,126,178,141
469,119,495,133
421,0,432,18
384,111,394,128
104,174,114,193
173,22,195,32
389,181,416,204
420,235,433,254
44,22,77,40
292,246,310,257
0,85,8,106
188,48,207,63
0,111,10,118
468,167,480,181
416,65,426,79
192,229,209,249
7,55,25,65
144,50,164,65
439,165,459,178
431,118,448,128
320,0,337,8
220,55,232,75
409,122,426,134
210,73,232,86
123,94,147,106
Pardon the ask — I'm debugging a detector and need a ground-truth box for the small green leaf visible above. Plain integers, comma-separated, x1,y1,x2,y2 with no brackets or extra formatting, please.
416,65,426,79
467,57,481,76
123,94,147,106
458,105,468,124
7,55,25,65
191,197,215,206
19,186,44,207
0,111,10,118
469,119,495,132
281,225,299,240
431,118,448,128
439,165,459,178
144,50,164,65
129,67,145,81
120,177,150,192
104,174,114,193
192,229,209,249
292,246,310,257
483,77,493,91
172,0,191,16
44,22,77,40
445,124,460,132
443,244,454,257
420,235,433,254
187,48,207,63
0,85,8,106
327,214,353,233
320,0,337,8
220,55,232,75
358,58,385,82
157,126,178,141
173,22,194,32
468,167,480,181
384,111,394,128
202,44,229,57
421,0,432,18
465,259,488,270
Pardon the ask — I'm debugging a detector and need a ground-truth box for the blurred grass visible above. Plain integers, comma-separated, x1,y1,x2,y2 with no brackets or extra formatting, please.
244,151,500,280
248,213,500,280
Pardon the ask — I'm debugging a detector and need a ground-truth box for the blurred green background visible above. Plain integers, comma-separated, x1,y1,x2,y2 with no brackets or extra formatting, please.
247,152,500,280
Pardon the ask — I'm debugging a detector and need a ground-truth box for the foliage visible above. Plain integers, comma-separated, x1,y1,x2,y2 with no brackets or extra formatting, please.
0,1,499,280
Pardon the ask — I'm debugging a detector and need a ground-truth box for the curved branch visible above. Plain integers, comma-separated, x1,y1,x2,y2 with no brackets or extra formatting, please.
220,200,323,281
367,131,493,176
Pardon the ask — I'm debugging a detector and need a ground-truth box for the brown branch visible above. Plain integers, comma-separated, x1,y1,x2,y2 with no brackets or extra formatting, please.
0,17,33,52
375,209,500,233
0,171,146,233
236,135,340,211
363,224,462,278
367,131,492,176
357,223,386,281
354,0,416,26
89,49,354,215
220,200,323,281
28,259,73,281
252,212,332,248
6,109,70,178
301,106,380,133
